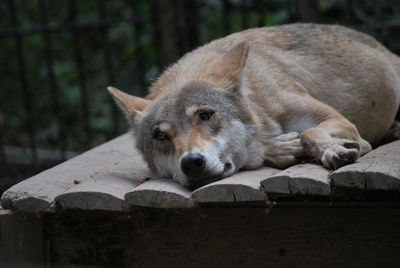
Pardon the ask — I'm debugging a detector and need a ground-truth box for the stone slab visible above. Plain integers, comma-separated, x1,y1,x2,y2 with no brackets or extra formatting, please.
331,140,400,191
192,167,280,203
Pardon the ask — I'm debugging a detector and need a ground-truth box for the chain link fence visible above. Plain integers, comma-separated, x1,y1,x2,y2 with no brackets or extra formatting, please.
1,0,399,192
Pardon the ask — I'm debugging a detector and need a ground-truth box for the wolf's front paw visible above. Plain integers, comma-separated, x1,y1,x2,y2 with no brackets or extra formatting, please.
264,155,300,169
263,132,305,169
320,140,360,170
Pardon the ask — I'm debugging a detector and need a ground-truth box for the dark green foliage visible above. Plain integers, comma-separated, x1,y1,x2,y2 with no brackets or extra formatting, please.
0,0,399,158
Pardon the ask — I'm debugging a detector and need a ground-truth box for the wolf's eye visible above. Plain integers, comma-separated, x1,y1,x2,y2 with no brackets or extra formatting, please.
153,130,166,141
199,111,214,121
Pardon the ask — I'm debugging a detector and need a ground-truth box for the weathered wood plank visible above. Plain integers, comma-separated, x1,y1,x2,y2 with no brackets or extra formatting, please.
55,161,150,211
1,133,144,212
192,167,279,203
3,132,399,212
331,140,400,191
261,163,331,198
125,178,195,208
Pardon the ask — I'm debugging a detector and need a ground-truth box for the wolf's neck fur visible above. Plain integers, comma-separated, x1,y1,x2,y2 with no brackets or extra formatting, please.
148,24,400,144
148,43,292,142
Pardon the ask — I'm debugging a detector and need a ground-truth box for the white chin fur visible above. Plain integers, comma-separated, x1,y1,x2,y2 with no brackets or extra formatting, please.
153,155,186,184
152,120,259,186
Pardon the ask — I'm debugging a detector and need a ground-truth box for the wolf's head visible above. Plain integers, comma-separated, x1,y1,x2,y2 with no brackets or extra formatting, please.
109,42,264,189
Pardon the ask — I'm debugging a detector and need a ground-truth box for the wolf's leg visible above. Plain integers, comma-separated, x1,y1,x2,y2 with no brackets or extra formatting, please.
263,132,305,169
300,113,372,170
381,121,400,144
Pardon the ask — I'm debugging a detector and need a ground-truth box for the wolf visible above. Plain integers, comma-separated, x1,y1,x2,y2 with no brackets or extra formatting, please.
108,23,400,190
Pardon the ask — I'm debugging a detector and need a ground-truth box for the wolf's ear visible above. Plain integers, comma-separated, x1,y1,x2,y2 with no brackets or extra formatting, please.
214,41,249,90
107,86,150,125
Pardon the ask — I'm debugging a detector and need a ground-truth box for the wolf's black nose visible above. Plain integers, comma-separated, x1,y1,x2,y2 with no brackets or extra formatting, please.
181,153,205,176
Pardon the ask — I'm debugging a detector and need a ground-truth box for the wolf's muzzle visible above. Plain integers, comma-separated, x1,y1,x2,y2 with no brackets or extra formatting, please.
181,153,206,177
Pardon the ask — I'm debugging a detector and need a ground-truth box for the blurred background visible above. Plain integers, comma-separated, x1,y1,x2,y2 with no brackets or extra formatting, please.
1,0,400,193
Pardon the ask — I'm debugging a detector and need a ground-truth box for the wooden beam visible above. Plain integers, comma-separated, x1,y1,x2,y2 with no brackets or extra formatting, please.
45,207,400,267
0,208,46,267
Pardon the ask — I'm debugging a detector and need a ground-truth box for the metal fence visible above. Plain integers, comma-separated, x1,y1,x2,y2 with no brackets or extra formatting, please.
1,0,399,190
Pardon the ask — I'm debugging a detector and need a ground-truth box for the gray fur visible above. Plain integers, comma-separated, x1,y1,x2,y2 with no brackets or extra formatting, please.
109,23,400,189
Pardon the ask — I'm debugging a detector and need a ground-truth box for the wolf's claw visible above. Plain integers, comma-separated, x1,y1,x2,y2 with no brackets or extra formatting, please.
320,140,360,170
